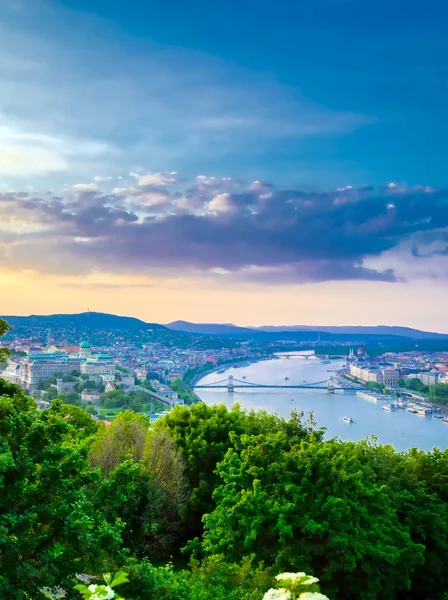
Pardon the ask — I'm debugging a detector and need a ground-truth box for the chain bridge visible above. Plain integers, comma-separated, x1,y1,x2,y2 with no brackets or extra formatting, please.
195,375,366,394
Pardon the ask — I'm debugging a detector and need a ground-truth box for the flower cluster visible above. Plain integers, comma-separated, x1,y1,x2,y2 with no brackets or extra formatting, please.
74,571,129,600
262,572,330,600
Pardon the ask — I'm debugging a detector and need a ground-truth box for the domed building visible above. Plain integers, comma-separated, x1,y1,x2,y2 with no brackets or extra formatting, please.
357,345,369,360
79,340,92,359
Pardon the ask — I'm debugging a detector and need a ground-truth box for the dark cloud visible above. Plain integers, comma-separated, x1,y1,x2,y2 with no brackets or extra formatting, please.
1,178,447,284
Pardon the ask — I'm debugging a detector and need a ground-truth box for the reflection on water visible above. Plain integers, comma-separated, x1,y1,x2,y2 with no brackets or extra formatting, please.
195,357,448,452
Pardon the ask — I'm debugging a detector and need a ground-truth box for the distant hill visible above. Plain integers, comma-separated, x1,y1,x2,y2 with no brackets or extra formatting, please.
254,325,448,339
2,312,167,331
166,321,448,339
166,320,254,335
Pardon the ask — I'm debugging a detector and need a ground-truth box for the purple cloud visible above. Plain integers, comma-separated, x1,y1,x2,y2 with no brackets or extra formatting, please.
0,176,446,284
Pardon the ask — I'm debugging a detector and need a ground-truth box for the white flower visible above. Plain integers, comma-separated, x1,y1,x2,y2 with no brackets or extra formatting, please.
87,585,115,600
104,586,115,600
263,588,292,600
299,593,329,600
276,572,307,582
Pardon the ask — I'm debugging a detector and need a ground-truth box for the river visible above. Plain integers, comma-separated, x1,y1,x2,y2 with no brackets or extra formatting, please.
195,356,448,451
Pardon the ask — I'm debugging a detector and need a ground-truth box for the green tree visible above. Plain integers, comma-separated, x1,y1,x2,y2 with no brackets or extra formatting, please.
155,404,322,541
0,391,123,598
202,433,426,600
90,412,187,560
0,318,12,361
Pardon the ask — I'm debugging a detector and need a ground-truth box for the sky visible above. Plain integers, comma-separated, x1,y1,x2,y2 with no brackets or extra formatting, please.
1,0,448,330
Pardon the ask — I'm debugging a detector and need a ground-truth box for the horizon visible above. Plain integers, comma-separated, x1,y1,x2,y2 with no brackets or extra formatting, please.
1,1,448,328
3,310,447,335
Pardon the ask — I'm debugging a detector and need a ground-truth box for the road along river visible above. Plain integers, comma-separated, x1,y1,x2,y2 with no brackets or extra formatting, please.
195,356,448,451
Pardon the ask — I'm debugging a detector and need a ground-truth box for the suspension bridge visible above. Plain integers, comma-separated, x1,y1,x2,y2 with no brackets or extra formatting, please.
194,375,366,394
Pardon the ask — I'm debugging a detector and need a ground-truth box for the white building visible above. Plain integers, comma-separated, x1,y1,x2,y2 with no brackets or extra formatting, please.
81,390,101,403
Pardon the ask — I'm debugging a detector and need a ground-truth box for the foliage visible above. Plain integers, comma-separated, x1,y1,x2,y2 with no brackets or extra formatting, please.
0,318,12,361
201,433,441,600
90,412,188,560
119,556,272,600
0,391,123,599
155,404,322,542
74,571,129,600
169,377,198,405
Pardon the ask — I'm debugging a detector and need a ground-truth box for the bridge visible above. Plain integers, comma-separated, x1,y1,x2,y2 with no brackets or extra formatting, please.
195,375,366,394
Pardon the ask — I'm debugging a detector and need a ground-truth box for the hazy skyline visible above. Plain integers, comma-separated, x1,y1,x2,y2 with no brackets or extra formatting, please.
1,0,448,330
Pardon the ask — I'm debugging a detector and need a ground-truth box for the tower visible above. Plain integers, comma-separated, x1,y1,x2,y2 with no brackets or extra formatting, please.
79,340,92,359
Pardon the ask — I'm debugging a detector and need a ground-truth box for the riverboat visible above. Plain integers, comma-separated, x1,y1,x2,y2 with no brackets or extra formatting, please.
343,416,353,424
396,401,407,409
383,404,395,412
443,417,448,423
356,391,379,402
408,407,418,413
416,407,432,416
433,414,444,419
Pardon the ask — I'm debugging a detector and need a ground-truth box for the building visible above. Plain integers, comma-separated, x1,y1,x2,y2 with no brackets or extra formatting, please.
80,353,115,377
105,381,116,393
418,370,439,386
14,354,82,391
79,341,92,359
81,390,101,403
56,378,77,394
349,363,399,387
381,368,400,388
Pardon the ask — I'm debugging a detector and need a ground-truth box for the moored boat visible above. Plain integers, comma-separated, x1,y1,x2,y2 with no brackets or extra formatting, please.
443,417,448,423
357,391,379,402
383,404,395,412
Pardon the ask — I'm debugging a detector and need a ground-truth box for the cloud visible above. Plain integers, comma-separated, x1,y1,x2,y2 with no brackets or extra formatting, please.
0,176,447,284
61,282,154,290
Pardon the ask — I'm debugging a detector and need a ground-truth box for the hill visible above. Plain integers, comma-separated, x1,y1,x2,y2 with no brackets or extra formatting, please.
166,320,254,335
166,321,448,339
1,312,167,331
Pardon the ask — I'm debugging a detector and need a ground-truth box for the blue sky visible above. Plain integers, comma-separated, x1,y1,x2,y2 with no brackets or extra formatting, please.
2,0,448,328
2,0,447,188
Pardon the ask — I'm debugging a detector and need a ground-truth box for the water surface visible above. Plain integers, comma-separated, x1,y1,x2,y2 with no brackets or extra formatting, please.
195,357,448,451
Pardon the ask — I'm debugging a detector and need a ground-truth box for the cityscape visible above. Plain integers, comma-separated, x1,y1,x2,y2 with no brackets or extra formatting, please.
2,0,448,598
2,312,448,431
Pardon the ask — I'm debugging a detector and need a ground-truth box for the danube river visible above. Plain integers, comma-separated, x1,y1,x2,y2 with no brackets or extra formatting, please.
195,356,448,451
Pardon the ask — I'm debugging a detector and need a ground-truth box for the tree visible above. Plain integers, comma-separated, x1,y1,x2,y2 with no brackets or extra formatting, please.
155,404,322,541
58,391,81,406
89,411,150,472
0,318,12,361
202,434,428,600
0,390,123,598
90,413,187,561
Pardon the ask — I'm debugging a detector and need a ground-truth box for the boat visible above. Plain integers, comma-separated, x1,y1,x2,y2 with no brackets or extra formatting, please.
285,376,289,381
408,408,418,413
343,416,353,424
242,376,246,379
357,391,379,402
433,414,444,419
416,407,432,416
443,417,448,423
320,360,331,364
383,404,395,412
396,400,406,409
